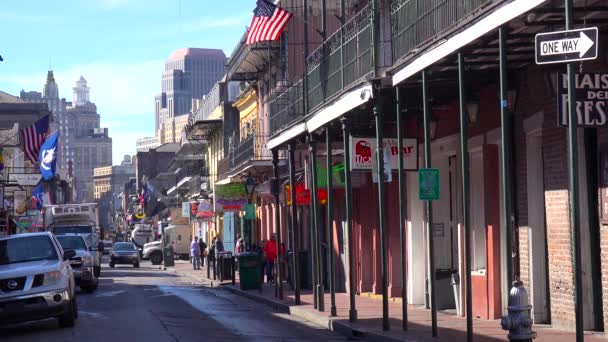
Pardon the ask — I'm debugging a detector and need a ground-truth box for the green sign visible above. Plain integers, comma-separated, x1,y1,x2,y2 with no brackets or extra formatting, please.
317,163,345,188
419,168,439,201
245,203,255,220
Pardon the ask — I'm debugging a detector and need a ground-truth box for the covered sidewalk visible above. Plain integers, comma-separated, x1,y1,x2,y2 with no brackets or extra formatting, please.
169,260,605,342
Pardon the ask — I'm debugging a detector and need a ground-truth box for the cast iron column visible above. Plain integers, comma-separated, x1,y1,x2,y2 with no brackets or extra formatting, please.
308,134,324,311
288,141,301,304
565,1,583,340
458,52,473,342
374,99,390,331
499,27,514,289
422,70,438,337
341,117,357,322
396,86,408,330
272,149,284,300
326,127,337,316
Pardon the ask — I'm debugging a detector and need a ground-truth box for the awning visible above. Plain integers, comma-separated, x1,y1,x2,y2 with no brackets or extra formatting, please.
267,122,307,150
188,119,222,141
392,0,547,85
306,82,374,133
226,31,279,81
176,176,192,189
166,185,178,195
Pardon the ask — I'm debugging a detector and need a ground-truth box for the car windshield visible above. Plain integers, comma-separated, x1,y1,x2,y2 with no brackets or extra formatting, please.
0,236,58,265
53,226,94,235
113,243,136,251
57,236,87,251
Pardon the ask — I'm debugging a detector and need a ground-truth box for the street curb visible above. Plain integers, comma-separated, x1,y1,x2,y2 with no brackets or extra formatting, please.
221,285,290,313
168,267,404,342
219,284,404,342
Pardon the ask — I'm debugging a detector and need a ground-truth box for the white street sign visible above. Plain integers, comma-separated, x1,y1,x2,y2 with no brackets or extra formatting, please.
535,27,598,65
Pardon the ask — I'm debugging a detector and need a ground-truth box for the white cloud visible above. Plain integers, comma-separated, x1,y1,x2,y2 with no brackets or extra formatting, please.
1,59,164,164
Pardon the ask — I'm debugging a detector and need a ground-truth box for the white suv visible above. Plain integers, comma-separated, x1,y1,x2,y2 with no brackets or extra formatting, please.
0,232,78,328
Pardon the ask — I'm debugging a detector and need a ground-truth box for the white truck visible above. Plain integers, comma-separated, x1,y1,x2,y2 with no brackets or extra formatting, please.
44,203,103,277
130,224,154,251
141,224,191,265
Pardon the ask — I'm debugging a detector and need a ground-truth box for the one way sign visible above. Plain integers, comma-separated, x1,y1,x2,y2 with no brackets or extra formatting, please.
535,27,598,65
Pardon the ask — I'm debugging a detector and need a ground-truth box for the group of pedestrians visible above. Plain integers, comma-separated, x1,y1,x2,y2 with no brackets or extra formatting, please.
189,233,285,284
189,235,224,270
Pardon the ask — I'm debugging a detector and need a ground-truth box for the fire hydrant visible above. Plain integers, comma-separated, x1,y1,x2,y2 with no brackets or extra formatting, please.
501,280,537,341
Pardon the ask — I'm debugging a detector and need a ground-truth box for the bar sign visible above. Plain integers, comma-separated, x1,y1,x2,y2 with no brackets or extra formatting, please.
535,27,598,65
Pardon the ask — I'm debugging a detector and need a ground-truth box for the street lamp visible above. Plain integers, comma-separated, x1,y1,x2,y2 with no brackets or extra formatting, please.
245,175,256,250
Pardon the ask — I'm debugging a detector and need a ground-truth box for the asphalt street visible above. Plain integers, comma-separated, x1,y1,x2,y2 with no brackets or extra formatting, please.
0,258,348,342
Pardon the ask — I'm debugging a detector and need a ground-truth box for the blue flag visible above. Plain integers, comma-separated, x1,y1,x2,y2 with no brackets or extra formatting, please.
39,132,59,180
32,182,44,209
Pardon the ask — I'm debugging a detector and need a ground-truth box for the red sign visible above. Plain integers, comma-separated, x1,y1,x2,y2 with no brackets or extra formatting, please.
285,183,311,206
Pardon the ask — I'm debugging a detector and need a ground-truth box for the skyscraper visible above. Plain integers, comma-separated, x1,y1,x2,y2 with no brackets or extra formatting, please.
154,48,226,134
20,72,112,203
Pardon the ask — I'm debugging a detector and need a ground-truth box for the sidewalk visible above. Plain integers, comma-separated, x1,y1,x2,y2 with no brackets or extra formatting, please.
168,261,605,342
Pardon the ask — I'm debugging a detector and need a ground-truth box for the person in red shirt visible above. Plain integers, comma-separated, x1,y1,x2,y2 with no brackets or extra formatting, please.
263,234,278,283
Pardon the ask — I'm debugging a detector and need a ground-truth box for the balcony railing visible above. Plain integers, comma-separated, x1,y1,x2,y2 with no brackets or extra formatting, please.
268,80,304,138
391,0,495,62
306,3,374,112
218,135,271,177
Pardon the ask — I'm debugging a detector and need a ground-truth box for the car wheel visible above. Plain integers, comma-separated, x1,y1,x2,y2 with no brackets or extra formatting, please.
109,262,115,268
150,251,163,265
58,299,76,327
94,266,101,277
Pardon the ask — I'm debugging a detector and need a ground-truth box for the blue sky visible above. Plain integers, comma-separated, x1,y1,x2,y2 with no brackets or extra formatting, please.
0,0,252,164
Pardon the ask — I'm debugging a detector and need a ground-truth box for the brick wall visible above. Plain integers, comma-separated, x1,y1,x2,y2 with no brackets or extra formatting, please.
516,65,574,329
597,128,608,330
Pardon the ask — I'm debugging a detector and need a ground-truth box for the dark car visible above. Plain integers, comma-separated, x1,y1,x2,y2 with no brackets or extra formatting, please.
109,242,140,268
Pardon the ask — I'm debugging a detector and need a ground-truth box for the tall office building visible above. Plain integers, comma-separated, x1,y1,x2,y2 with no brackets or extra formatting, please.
20,72,112,203
154,48,226,134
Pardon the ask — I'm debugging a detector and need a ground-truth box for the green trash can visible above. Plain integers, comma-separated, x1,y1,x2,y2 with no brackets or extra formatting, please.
238,252,260,290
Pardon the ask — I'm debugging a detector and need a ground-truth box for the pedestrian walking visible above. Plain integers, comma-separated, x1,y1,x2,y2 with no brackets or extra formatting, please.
263,234,278,283
190,237,201,270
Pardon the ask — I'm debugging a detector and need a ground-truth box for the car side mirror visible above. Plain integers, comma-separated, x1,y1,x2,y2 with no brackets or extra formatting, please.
63,249,76,260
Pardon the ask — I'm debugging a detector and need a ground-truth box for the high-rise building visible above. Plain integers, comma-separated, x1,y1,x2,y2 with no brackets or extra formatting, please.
20,72,112,203
136,136,160,152
154,48,226,133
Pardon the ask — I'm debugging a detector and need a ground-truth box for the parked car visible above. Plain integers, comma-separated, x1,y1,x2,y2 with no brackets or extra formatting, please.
0,232,78,328
55,234,98,293
110,242,140,268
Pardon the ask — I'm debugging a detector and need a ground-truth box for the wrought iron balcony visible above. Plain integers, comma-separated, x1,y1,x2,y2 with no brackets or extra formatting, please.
218,135,271,178
306,3,374,112
391,0,496,62
268,80,304,138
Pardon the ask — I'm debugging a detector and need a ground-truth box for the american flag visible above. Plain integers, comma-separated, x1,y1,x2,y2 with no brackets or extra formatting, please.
246,0,292,45
21,115,50,164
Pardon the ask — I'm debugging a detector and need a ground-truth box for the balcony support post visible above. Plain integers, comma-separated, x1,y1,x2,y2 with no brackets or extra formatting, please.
288,141,301,305
373,95,389,332
341,117,357,322
564,0,583,339
272,149,284,300
326,127,337,317
458,52,473,342
396,86,408,331
308,134,323,311
422,70,437,337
